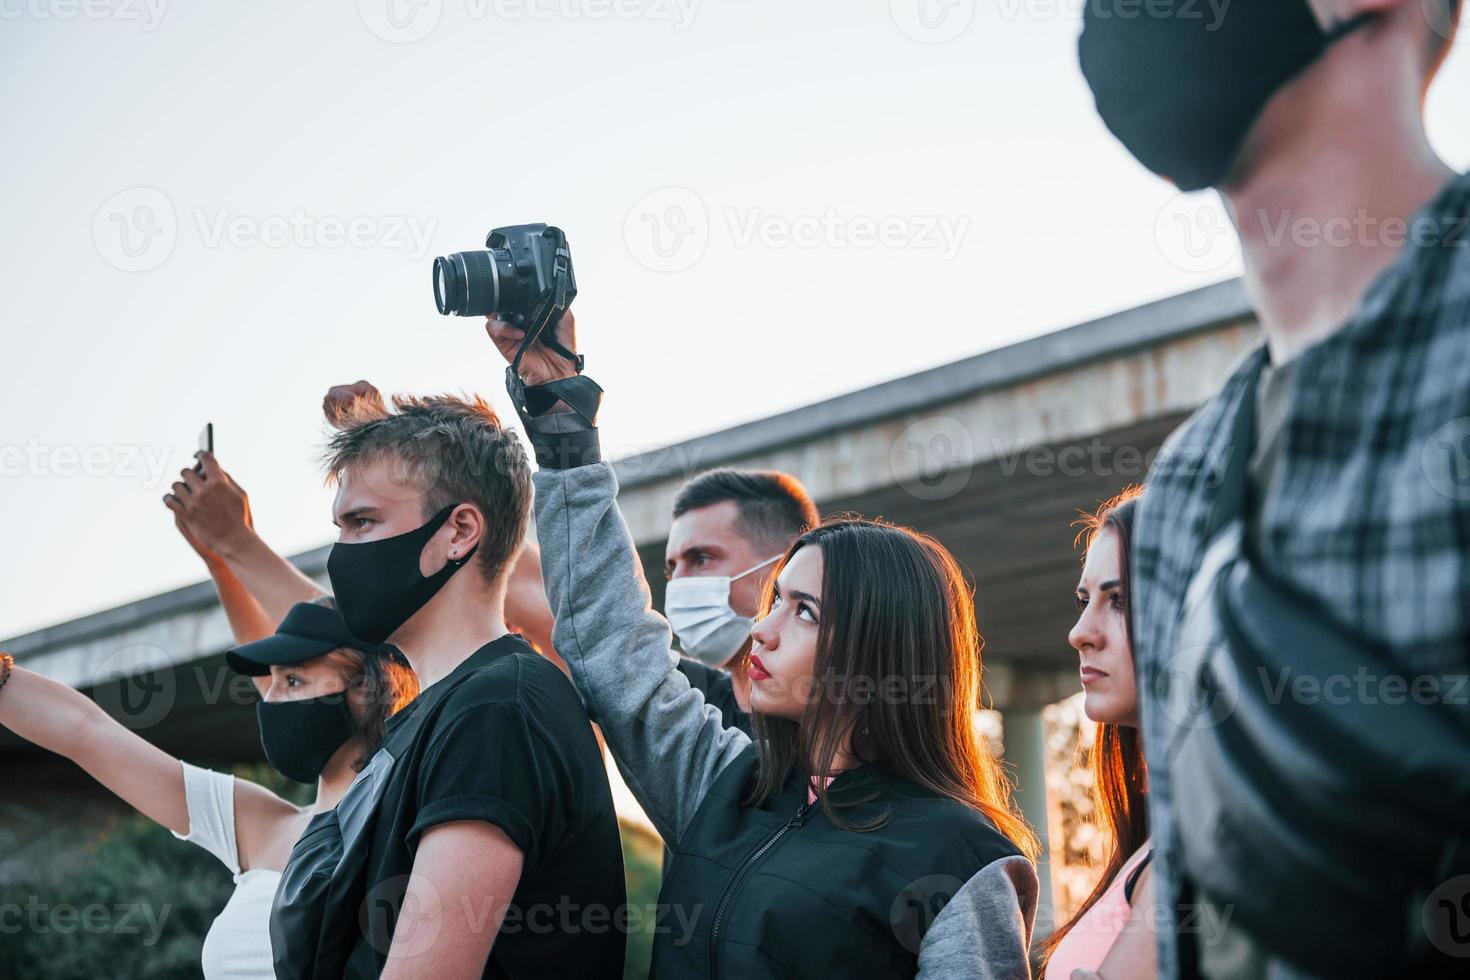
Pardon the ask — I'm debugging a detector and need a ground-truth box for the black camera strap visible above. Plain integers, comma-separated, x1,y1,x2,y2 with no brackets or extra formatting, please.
504,248,602,427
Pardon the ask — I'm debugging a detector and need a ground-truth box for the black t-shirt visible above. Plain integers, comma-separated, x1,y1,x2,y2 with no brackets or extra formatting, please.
337,634,626,978
674,657,751,737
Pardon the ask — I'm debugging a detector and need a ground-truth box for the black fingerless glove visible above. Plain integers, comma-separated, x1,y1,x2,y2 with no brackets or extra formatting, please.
506,368,604,470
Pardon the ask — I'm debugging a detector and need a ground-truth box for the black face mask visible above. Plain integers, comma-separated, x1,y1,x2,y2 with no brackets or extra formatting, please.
257,695,357,784
1079,0,1376,191
326,503,478,644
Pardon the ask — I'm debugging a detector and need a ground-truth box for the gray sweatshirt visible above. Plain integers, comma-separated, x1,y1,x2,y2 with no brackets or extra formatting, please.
534,460,1038,979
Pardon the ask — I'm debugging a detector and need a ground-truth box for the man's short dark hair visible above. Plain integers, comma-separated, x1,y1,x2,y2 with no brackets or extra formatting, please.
673,468,819,552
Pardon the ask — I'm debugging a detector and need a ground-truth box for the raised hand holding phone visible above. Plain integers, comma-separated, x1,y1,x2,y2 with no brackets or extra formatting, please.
165,448,254,564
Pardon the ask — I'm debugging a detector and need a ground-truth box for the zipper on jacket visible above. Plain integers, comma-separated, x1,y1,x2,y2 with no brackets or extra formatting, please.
707,801,813,979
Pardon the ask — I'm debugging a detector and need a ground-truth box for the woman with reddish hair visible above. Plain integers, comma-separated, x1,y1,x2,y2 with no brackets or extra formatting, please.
1041,487,1156,980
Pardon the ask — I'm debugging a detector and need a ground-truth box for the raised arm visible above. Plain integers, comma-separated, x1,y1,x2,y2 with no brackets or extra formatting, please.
166,452,326,625
0,663,300,870
487,312,750,846
166,497,275,652
0,665,190,834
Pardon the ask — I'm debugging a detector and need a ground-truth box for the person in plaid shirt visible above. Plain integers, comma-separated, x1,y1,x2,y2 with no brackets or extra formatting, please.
1076,0,1469,977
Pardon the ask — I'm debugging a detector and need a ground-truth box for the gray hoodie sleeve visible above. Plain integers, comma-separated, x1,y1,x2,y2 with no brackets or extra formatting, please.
533,460,752,846
917,854,1038,979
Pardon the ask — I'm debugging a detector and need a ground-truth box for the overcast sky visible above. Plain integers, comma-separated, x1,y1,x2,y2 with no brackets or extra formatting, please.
3,0,1467,638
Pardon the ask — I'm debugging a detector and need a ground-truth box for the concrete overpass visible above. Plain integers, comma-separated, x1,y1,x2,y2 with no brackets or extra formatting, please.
1,279,1260,924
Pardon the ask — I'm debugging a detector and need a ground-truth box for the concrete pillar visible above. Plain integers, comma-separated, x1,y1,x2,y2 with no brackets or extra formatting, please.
1004,707,1055,938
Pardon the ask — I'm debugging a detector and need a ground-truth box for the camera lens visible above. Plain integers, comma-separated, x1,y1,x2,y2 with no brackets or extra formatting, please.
432,250,500,316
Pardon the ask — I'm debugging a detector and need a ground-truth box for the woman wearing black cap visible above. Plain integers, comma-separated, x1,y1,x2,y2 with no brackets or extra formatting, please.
0,584,416,980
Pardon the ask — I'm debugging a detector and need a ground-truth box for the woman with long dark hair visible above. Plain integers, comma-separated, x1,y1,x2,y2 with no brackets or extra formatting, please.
1040,487,1155,980
489,311,1041,979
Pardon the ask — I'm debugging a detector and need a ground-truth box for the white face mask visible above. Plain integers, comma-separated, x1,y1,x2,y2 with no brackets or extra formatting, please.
664,555,782,668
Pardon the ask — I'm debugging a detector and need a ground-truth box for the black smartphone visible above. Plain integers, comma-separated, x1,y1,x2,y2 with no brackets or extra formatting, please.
195,422,213,473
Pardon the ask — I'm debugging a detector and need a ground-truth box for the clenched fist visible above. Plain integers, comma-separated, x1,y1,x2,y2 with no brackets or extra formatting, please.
322,380,387,428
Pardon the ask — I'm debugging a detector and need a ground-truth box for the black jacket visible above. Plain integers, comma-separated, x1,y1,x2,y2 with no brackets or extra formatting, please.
653,745,1025,979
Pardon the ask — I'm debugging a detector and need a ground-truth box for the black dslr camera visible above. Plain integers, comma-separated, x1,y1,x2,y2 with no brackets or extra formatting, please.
432,223,576,324
432,223,587,416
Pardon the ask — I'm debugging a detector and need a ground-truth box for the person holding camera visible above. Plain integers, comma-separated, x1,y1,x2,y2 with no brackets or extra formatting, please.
0,471,418,980
1077,0,1470,975
485,308,1040,979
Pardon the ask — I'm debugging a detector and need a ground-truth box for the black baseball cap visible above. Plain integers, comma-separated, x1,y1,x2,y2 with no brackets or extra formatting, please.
226,601,408,676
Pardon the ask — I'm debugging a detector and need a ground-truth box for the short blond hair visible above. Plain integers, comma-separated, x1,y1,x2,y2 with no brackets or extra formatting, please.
324,391,532,586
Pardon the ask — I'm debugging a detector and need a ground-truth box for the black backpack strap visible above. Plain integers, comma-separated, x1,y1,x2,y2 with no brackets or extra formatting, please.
1207,354,1265,538
1124,849,1155,905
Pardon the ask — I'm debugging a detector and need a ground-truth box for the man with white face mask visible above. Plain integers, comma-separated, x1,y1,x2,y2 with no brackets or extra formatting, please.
663,468,819,738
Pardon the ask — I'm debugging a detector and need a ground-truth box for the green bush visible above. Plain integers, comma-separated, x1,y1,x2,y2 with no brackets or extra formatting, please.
0,762,666,980
619,819,665,980
0,812,234,980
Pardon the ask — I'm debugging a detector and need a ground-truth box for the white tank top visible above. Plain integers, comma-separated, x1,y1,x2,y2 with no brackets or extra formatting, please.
170,762,282,980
